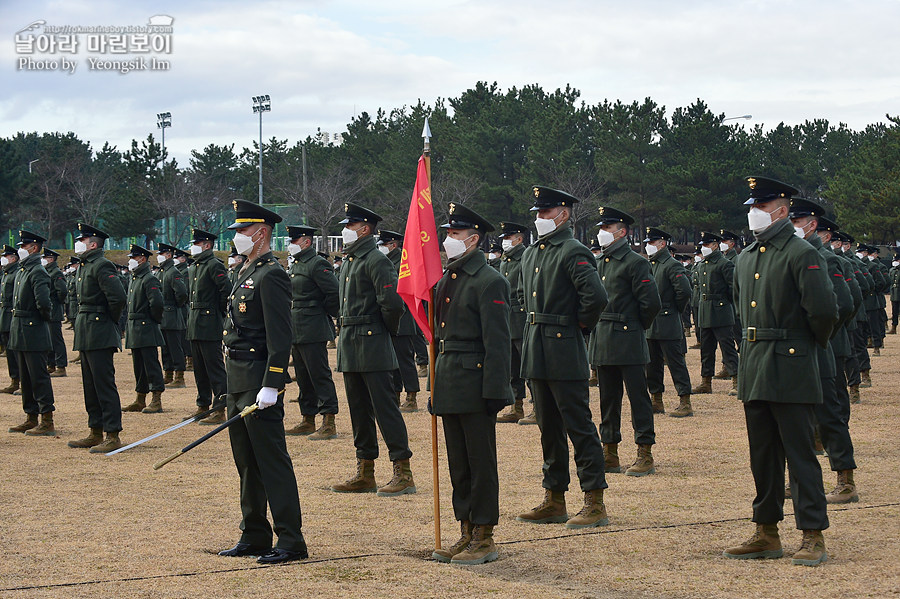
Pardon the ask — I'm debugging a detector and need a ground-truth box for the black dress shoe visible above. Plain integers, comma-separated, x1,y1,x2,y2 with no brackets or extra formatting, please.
218,542,271,557
257,547,308,564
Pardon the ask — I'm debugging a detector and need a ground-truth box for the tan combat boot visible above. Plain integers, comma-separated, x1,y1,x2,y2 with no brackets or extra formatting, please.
163,370,174,384
826,469,859,504
90,432,124,453
860,369,872,388
889,324,897,335
308,414,337,440
47,364,56,374
199,408,226,425
377,459,416,496
603,443,621,473
49,367,67,378
25,412,56,436
723,523,783,559
331,458,377,493
417,364,428,377
1,378,20,394
873,347,881,357
451,525,498,565
625,444,655,477
497,399,524,423
651,393,665,414
432,521,472,563
714,366,730,380
285,414,317,436
516,489,568,524
123,392,147,412
71,352,82,363
792,530,827,566
8,413,38,433
68,427,103,448
565,489,609,529
517,410,537,425
142,390,164,413
670,395,693,418
728,375,738,396
588,369,598,386
185,356,194,371
849,385,861,404
167,371,186,389
399,392,419,413
691,376,712,394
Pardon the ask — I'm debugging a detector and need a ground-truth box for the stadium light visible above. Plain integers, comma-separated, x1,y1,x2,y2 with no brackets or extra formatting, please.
252,95,271,205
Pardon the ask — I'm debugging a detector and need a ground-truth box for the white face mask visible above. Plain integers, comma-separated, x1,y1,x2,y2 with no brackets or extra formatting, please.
233,231,256,256
694,255,702,263
341,227,359,246
190,244,203,256
501,239,514,252
747,206,781,233
443,235,473,260
868,255,876,261
719,242,729,253
0,257,7,267
831,241,842,251
794,226,807,239
40,258,48,267
74,240,87,254
128,258,139,271
534,215,559,237
228,256,236,266
893,261,899,267
700,245,714,257
645,244,659,256
288,243,303,256
17,248,29,260
596,229,615,248
156,254,167,264
855,252,864,259
488,252,499,260
378,245,390,255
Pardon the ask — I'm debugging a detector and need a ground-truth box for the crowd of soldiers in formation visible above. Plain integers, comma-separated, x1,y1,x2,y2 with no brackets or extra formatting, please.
3,178,899,568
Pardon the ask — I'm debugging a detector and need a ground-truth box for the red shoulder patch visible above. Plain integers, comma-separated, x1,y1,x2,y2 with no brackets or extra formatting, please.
576,261,588,265
807,265,820,270
833,273,843,277
641,279,651,282
216,273,225,277
493,300,505,304
383,284,393,288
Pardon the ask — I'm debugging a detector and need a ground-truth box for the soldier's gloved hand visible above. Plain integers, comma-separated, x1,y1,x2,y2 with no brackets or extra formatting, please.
485,398,507,415
255,387,279,410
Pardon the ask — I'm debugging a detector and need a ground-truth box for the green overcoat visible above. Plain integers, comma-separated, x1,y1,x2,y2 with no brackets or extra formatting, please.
186,249,229,341
45,261,67,322
73,248,126,352
588,237,660,366
733,218,838,404
0,263,18,334
432,249,512,414
9,252,51,352
289,246,339,344
646,247,691,341
335,234,404,372
518,224,607,380
124,261,165,349
159,259,187,331
499,242,527,341
696,249,736,328
387,247,418,336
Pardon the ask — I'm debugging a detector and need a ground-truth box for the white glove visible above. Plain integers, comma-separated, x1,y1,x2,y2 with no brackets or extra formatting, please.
255,387,279,410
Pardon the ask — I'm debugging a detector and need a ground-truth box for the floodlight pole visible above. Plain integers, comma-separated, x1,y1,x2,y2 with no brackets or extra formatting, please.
252,95,271,205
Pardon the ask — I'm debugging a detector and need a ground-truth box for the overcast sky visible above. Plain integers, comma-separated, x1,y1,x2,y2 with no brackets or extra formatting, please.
2,0,898,166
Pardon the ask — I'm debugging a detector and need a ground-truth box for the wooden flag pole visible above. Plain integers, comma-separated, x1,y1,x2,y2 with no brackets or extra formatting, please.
423,129,442,551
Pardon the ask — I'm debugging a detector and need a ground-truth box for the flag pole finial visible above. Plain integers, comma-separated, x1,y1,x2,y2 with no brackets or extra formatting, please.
422,117,432,153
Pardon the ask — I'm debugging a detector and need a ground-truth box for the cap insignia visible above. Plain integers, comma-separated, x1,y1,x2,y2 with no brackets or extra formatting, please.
533,187,540,198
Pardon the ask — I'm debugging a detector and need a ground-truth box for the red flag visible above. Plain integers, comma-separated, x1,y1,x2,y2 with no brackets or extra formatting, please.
398,155,443,343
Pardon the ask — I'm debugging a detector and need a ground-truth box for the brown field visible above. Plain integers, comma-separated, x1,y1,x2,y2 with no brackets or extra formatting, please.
1,326,898,599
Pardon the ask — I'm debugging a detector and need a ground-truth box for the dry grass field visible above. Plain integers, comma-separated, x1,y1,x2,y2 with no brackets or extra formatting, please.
0,326,897,599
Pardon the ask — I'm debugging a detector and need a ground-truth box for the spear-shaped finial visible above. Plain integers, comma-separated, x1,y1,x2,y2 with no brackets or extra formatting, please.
422,117,432,154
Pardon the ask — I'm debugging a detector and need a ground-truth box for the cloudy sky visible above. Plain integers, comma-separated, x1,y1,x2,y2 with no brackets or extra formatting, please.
1,0,899,165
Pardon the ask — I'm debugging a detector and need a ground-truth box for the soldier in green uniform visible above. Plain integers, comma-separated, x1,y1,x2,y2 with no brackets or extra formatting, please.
792,211,861,503
186,229,230,424
590,208,661,476
724,177,837,567
227,243,245,288
65,257,79,328
0,246,21,394
688,246,703,349
692,231,739,395
283,225,340,440
486,241,503,270
157,243,188,389
175,249,193,372
430,203,511,565
42,248,68,377
830,231,865,404
330,203,415,497
516,186,610,529
841,234,875,389
643,227,693,417
7,231,56,436
120,245,167,414
890,252,900,334
719,230,743,376
496,221,531,424
863,245,889,356
378,231,421,412
218,200,307,564
67,223,128,453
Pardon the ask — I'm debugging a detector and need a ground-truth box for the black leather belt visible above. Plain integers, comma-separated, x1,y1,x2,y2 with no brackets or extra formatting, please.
527,312,571,326
743,327,808,342
224,347,268,360
438,340,484,354
339,315,375,326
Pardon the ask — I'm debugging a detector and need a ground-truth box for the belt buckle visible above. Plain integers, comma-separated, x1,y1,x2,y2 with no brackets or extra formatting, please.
438,340,445,354
747,327,757,342
701,293,708,301
528,312,536,325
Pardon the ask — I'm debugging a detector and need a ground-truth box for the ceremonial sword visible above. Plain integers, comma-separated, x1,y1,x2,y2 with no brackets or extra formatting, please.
153,403,260,470
105,397,226,456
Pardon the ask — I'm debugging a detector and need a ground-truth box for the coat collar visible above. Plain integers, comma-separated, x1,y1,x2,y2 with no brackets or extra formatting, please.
502,242,526,261
193,248,215,263
747,217,794,251
533,223,574,247
80,248,104,263
602,236,631,260
345,234,377,258
132,261,151,278
447,246,487,276
236,251,275,287
649,247,672,264
296,246,317,263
